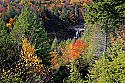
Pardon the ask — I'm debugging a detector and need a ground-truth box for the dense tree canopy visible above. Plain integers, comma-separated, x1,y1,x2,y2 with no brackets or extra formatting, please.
0,0,125,82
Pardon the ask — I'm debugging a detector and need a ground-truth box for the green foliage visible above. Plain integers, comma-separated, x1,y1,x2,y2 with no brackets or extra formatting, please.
0,18,19,71
1,1,124,83
7,5,16,18
11,4,51,65
82,24,104,57
0,18,6,30
79,24,104,82
51,37,58,51
11,4,32,47
66,62,84,83
88,42,125,83
0,18,8,68
84,0,125,31
33,22,51,65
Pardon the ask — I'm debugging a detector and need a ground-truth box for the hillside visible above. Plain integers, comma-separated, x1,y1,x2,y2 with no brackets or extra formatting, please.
0,0,125,83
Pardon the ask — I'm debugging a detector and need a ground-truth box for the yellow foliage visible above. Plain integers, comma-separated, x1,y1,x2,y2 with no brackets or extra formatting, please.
6,23,12,28
21,38,43,72
2,0,5,2
19,0,24,4
70,0,80,5
49,6,54,12
81,3,87,7
6,18,14,29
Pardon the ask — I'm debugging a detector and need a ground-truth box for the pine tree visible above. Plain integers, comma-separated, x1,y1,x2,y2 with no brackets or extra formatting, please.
88,42,125,82
51,37,58,51
66,62,84,83
7,4,16,18
33,21,51,65
0,18,19,71
0,18,8,68
11,4,51,65
83,0,125,52
11,4,32,51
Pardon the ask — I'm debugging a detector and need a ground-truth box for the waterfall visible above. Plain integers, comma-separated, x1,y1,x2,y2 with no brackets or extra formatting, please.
74,29,80,39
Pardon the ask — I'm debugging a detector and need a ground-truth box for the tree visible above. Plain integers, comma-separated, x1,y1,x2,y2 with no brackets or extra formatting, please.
88,42,125,83
11,4,51,65
0,18,19,71
51,37,58,51
84,0,125,29
66,62,84,83
83,0,125,52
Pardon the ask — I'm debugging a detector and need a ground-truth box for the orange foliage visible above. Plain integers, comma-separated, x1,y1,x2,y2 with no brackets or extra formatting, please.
50,50,59,68
27,0,32,5
50,39,87,68
50,42,71,68
69,39,86,61
60,43,71,63
9,18,14,23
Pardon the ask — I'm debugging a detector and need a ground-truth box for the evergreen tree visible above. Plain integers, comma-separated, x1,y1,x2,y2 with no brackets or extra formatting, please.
66,62,84,83
84,0,125,29
88,42,125,82
0,18,19,71
83,0,125,52
7,4,16,18
11,4,51,65
11,4,32,51
0,18,8,69
51,37,58,51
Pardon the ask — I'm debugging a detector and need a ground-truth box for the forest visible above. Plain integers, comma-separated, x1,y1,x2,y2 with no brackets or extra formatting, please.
0,0,125,83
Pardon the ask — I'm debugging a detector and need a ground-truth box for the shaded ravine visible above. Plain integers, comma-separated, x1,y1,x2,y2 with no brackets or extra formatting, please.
46,18,86,43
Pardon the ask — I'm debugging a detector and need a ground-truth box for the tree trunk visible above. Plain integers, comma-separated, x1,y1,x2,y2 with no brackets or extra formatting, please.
104,20,108,52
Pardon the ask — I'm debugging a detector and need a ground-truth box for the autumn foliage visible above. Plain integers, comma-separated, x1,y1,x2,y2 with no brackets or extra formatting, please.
69,39,86,61
21,38,43,73
6,18,14,29
50,39,87,68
